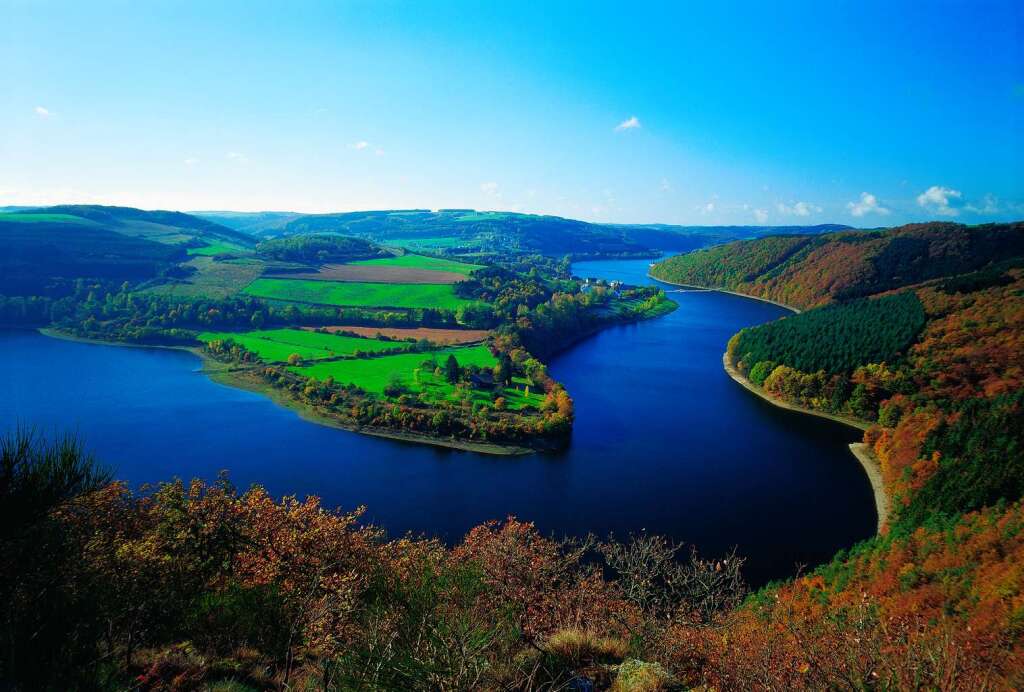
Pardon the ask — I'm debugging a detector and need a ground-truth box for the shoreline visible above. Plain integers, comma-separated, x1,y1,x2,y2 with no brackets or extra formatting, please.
646,273,803,314
37,328,537,457
722,351,889,533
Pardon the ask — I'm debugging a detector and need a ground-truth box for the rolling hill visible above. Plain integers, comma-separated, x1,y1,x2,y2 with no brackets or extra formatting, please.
196,209,851,259
0,206,256,295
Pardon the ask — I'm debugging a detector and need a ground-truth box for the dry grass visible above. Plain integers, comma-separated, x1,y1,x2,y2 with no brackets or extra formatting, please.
545,628,630,665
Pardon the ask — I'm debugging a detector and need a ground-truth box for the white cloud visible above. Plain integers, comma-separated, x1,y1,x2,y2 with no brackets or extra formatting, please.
965,193,1001,215
226,152,249,164
480,181,499,196
697,201,715,214
846,192,889,217
183,158,200,166
659,178,672,192
753,208,769,223
34,106,52,118
614,115,641,131
776,201,821,217
374,148,385,156
916,185,962,216
351,141,370,150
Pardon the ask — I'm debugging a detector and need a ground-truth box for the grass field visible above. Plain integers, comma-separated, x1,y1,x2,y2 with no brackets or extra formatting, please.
243,278,479,309
351,254,483,275
187,241,250,256
198,328,397,363
294,345,496,391
0,212,95,224
292,344,543,410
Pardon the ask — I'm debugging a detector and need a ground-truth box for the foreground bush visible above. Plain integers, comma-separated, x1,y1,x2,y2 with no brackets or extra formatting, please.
2,431,1022,689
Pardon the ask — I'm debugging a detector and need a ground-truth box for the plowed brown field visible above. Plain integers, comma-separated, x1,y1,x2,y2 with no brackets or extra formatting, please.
268,264,464,284
303,326,490,344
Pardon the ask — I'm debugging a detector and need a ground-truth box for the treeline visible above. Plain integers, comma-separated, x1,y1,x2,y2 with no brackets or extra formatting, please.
2,281,489,343
255,234,387,264
512,286,673,359
730,292,925,375
727,265,1024,539
4,431,1020,690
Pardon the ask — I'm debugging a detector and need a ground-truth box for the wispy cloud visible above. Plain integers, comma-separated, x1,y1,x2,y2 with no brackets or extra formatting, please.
753,208,769,223
916,185,962,216
847,192,889,217
226,152,249,164
614,115,641,131
776,201,821,217
34,106,52,118
965,193,1001,215
183,158,200,166
480,181,499,196
351,141,370,150
659,178,672,192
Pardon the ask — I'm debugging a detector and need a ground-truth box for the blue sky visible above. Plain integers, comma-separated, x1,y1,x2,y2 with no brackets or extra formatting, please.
2,0,1021,225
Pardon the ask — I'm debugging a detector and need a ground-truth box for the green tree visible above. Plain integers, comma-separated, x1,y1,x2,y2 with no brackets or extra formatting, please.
445,354,460,384
493,353,513,387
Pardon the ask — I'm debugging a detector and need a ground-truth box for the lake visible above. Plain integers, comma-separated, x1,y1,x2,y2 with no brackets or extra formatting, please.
0,258,875,585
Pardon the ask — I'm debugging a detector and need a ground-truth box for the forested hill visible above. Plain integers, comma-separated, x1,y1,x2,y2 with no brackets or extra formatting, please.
197,208,850,259
0,206,256,295
650,221,1024,310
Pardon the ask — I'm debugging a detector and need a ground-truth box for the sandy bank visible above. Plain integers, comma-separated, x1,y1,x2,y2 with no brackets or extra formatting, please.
647,274,803,314
722,351,889,534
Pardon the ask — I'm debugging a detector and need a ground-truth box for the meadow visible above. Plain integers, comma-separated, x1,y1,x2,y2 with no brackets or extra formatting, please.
243,277,479,309
292,344,543,410
351,254,484,275
198,328,397,363
187,241,249,256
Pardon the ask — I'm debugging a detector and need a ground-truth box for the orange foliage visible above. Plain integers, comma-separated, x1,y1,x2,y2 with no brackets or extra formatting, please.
910,273,1024,403
668,502,1024,689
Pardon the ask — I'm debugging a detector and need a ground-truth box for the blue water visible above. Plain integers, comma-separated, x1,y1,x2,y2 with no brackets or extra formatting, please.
0,258,875,584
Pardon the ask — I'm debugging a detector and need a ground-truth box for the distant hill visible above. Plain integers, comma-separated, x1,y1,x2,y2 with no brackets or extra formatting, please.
650,221,1024,309
0,206,256,295
195,209,850,259
44,205,255,247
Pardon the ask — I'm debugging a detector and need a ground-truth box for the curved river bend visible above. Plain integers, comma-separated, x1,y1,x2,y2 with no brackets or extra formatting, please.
0,258,874,585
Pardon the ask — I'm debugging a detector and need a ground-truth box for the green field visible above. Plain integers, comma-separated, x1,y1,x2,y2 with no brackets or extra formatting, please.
294,345,496,391
351,254,483,275
187,241,249,256
198,328,397,362
243,278,479,309
292,344,542,410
